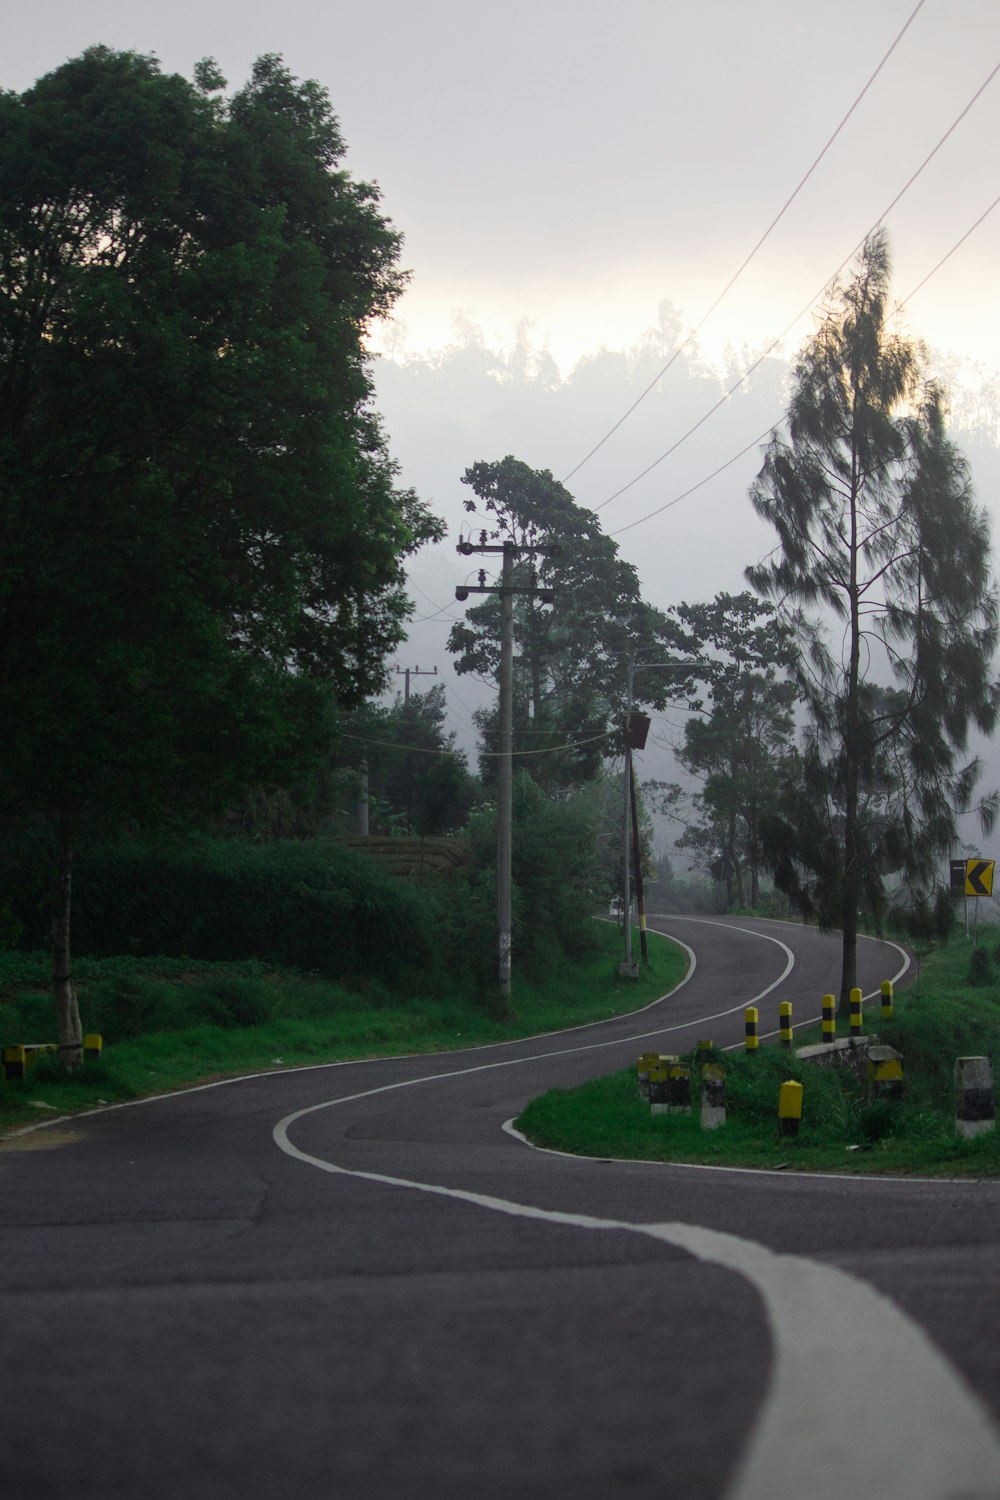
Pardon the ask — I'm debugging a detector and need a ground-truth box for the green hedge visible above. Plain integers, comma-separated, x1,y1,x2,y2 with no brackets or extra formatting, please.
6,837,444,984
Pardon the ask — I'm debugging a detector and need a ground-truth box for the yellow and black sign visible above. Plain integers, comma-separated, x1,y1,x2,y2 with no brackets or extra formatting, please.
964,858,995,898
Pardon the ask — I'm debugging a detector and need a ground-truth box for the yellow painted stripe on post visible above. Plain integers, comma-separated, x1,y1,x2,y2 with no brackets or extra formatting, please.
822,994,836,1043
850,987,863,1037
3,1044,27,1080
778,1079,803,1136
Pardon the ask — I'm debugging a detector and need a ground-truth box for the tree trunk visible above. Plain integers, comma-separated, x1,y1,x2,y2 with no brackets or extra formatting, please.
52,811,83,1070
729,810,746,910
840,435,863,1012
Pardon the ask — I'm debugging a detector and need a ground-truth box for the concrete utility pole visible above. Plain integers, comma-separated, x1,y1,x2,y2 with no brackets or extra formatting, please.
455,534,557,999
394,663,437,705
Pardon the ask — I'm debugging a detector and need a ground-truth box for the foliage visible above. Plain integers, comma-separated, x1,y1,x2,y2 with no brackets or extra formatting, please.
663,592,800,908
220,684,480,840
467,772,604,981
0,836,443,983
338,685,479,836
746,231,1000,1001
965,945,993,986
0,49,443,1054
448,456,698,788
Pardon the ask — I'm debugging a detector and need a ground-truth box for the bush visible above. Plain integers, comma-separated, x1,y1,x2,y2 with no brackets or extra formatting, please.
965,945,993,986
1,836,447,987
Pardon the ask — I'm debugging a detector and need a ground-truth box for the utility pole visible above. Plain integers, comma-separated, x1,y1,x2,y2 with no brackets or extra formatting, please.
455,533,557,999
394,663,437,705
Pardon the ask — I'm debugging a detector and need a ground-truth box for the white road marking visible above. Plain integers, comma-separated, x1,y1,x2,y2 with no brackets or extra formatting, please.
271,929,989,1500
273,1113,1000,1500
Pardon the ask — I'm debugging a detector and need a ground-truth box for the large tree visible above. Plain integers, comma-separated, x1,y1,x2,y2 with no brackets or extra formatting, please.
0,49,442,1061
747,231,1000,1003
670,593,799,909
448,456,697,788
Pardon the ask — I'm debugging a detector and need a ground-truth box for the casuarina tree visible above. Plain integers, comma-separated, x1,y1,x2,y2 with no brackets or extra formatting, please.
0,49,442,1062
747,230,1000,1005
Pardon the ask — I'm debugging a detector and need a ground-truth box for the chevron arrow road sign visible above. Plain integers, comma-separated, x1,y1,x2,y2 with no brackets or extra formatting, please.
965,859,995,898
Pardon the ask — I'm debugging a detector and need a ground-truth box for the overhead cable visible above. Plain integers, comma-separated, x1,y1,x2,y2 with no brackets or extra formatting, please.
561,0,928,485
596,56,1000,514
610,181,1000,539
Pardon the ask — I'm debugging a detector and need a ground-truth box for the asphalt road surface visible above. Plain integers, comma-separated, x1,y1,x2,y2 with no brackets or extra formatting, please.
2,915,999,1500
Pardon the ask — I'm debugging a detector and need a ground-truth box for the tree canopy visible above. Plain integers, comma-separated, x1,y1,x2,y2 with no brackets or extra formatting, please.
0,48,442,1059
747,230,1000,1001
448,456,696,788
667,592,799,909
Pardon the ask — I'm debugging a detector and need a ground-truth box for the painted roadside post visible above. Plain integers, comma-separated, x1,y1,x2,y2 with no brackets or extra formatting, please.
880,980,894,1022
637,1051,660,1102
778,1081,803,1138
667,1064,691,1114
83,1033,103,1062
779,1002,793,1049
701,1064,727,1130
2,1042,58,1080
867,1046,904,1102
822,994,836,1044
955,1057,995,1138
745,1007,759,1054
849,987,863,1038
648,1060,669,1116
2,1044,27,1081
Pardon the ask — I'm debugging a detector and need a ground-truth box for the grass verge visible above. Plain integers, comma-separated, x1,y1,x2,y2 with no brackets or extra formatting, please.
515,938,1000,1178
0,923,685,1134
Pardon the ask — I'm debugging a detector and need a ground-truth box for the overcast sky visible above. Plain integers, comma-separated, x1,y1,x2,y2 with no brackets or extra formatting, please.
6,0,999,368
6,1,1000,842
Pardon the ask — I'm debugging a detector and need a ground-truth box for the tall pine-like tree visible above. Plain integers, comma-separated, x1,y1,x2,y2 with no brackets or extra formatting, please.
747,230,1000,1003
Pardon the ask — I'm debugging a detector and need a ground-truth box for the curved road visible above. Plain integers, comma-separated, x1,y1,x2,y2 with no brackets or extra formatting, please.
2,916,998,1500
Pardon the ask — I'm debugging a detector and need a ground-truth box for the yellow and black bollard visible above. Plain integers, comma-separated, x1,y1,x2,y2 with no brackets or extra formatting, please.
849,987,863,1038
744,1006,759,1054
2,1044,27,1081
880,980,894,1022
637,1051,660,1102
779,1001,793,1049
822,994,836,1044
83,1033,103,1063
867,1046,904,1102
778,1080,803,1138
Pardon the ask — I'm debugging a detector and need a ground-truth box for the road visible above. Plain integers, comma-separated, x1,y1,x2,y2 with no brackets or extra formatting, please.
2,915,998,1500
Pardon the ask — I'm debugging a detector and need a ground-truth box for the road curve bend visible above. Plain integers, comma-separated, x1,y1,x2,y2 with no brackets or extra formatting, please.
2,916,998,1500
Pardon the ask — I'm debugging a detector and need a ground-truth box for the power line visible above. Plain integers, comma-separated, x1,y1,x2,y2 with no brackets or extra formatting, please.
608,179,1000,540
897,192,1000,309
337,729,614,760
595,56,1000,515
609,424,778,537
561,0,927,485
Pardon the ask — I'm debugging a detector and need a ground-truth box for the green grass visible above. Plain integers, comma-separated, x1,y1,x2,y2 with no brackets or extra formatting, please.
0,923,685,1133
516,937,1000,1177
